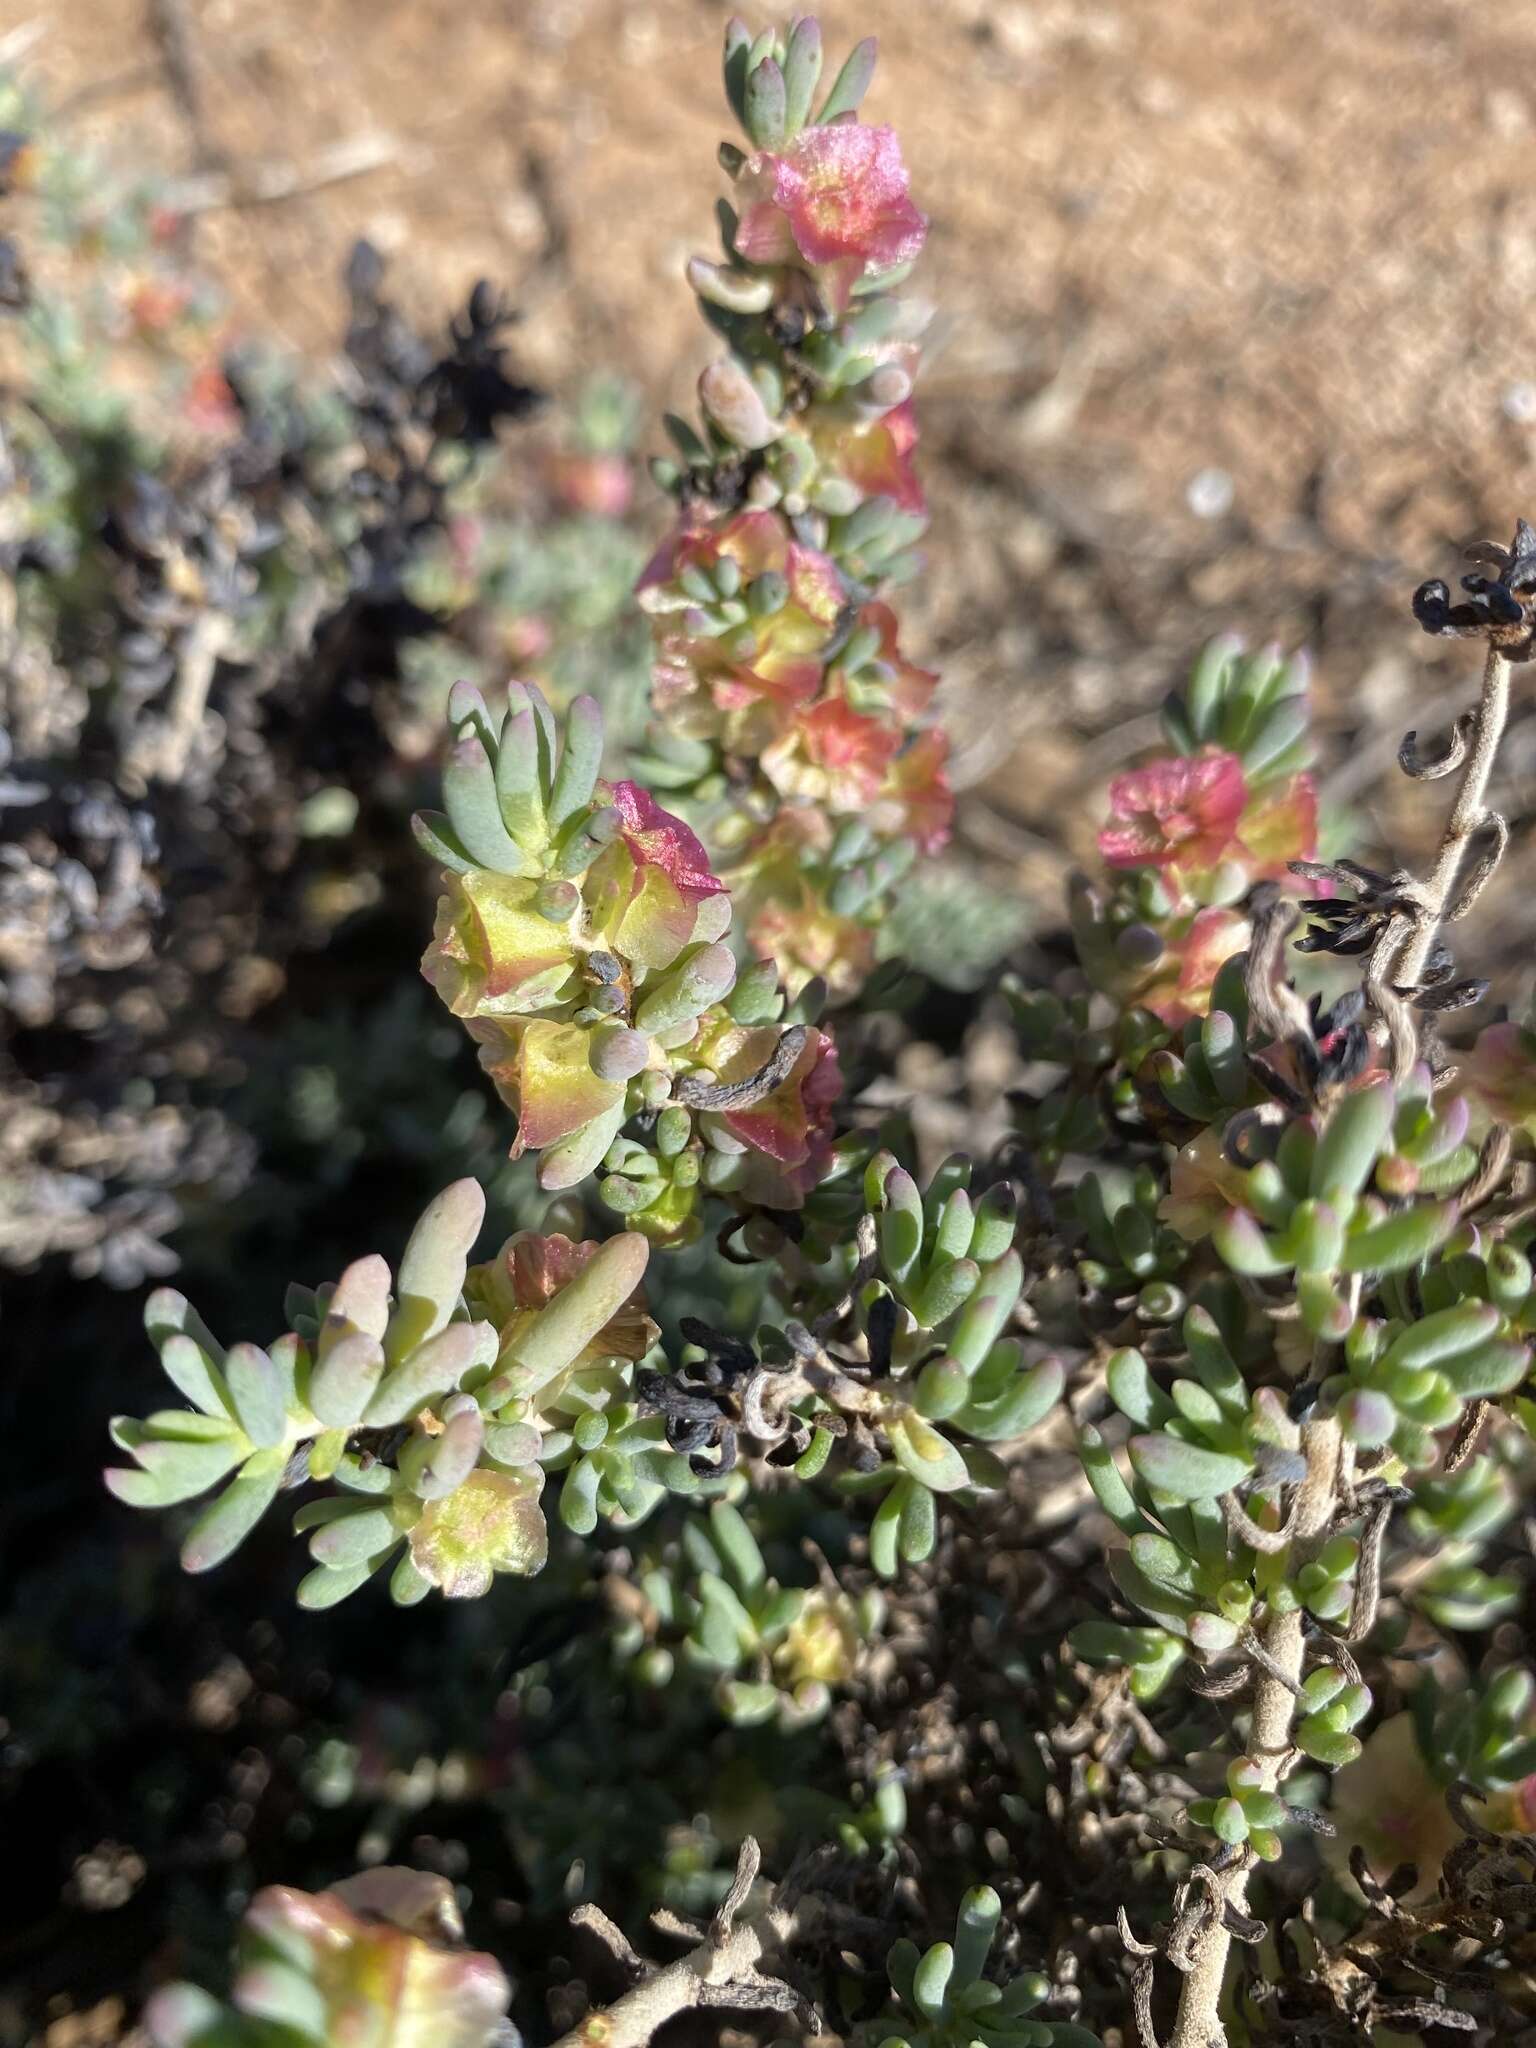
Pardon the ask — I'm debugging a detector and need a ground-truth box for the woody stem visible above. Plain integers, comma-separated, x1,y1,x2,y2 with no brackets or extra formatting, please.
1395,642,1510,993
1167,1417,1341,2048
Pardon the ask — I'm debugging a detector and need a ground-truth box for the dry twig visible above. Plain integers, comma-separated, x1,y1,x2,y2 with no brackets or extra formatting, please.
550,1838,814,2048
1381,644,1512,1067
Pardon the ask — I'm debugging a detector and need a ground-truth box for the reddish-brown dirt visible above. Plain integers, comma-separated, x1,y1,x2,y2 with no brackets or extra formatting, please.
17,0,1536,958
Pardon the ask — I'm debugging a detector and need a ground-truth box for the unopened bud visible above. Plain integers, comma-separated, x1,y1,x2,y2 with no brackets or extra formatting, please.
811,475,862,517
864,363,911,410
535,880,580,923
746,570,789,617
590,1025,651,1083
686,255,774,314
1114,922,1164,968
700,357,781,450
656,1105,692,1157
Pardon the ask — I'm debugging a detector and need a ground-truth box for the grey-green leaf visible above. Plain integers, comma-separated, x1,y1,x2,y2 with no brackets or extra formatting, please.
1129,1432,1254,1502
224,1342,288,1449
156,1332,232,1419
384,1180,485,1365
364,1320,482,1429
309,1330,386,1429
815,34,876,123
181,1448,287,1573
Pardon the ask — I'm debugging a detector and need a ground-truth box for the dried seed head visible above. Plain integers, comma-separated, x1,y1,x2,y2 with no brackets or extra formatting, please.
1413,519,1536,661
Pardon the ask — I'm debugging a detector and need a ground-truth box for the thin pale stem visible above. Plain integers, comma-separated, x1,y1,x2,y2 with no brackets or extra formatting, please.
151,610,229,786
551,1841,804,2048
1167,1417,1341,2048
1395,643,1511,994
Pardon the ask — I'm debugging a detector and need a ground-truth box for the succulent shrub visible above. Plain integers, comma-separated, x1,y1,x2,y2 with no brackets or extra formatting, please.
612,1497,884,1732
107,1179,709,1605
868,1886,1099,2048
636,18,949,1002
143,1869,514,2048
1031,536,1536,2045
81,15,1536,2048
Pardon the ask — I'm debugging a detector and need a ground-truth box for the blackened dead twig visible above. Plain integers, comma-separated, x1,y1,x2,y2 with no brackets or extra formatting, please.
673,1026,809,1111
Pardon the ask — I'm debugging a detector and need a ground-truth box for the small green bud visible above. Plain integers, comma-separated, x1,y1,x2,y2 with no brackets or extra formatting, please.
590,1025,651,1083
535,879,580,922
656,1105,692,1157
746,569,790,617
635,1646,675,1688
1212,1796,1248,1845
573,1411,609,1453
1489,1243,1533,1313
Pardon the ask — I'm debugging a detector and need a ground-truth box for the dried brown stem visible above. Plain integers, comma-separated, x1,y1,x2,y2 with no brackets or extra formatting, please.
1393,643,1512,1006
1444,1398,1490,1475
1343,1493,1393,1643
673,1026,808,1111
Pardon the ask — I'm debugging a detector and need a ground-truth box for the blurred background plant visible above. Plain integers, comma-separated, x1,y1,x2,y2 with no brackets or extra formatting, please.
0,66,660,1292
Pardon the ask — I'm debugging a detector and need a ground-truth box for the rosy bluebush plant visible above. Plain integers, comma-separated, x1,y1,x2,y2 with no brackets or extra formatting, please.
96,20,1536,2048
108,1180,686,1606
105,26,1007,1628
638,18,950,1000
1030,536,1536,2042
144,1869,513,2048
1073,638,1320,1026
414,680,842,1242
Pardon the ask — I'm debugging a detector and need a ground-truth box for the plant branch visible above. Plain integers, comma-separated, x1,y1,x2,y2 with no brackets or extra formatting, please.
1167,1416,1341,2048
1394,643,1512,998
126,611,231,788
550,1839,812,2048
